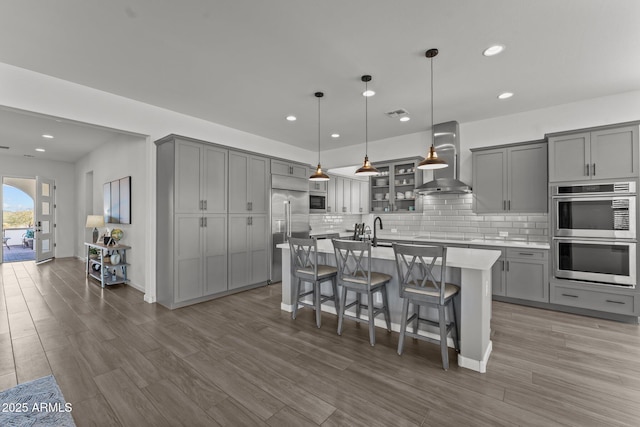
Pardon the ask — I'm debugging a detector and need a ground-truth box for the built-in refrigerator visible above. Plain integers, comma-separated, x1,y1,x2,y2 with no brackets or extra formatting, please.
271,174,310,283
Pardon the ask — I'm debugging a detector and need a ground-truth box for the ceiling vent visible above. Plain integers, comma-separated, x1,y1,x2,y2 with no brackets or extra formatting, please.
385,108,409,118
0,145,9,150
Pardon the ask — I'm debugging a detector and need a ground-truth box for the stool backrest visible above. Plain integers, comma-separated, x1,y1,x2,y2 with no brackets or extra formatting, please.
289,237,319,279
393,243,448,305
332,239,371,285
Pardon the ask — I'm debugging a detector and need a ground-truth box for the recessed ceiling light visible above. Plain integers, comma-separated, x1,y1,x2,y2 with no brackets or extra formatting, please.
399,117,410,122
286,115,297,121
42,134,54,139
362,90,375,97
483,45,505,57
331,133,340,138
35,148,45,152
498,92,514,100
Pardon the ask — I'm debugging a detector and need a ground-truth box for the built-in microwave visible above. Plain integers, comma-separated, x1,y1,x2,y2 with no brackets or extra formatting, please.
552,182,636,239
309,193,326,213
554,238,636,287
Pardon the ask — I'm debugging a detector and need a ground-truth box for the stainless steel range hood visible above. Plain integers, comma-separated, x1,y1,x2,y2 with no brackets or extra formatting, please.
416,121,472,194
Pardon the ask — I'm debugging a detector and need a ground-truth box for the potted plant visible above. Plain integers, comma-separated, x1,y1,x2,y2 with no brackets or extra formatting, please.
88,247,99,259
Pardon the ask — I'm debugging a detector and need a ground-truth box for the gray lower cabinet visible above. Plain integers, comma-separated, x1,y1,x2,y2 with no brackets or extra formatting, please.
551,283,638,316
272,159,308,179
228,214,269,290
505,248,549,302
472,141,548,214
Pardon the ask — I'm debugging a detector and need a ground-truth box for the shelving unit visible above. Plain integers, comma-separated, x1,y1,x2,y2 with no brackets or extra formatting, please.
85,242,130,288
369,158,423,213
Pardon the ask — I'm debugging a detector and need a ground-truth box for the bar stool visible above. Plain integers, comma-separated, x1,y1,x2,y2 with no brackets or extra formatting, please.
289,237,339,328
332,239,392,346
393,243,460,370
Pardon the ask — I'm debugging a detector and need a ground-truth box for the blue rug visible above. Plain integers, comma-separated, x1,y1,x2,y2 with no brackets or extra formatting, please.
0,375,76,426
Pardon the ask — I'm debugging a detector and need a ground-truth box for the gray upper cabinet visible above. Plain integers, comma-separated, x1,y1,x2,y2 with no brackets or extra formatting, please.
549,123,639,182
369,158,423,214
271,159,307,179
229,151,270,214
324,175,368,214
472,141,548,214
309,168,327,193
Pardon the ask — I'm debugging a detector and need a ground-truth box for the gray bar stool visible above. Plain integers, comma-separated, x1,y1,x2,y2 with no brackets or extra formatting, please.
289,237,339,328
332,239,392,346
393,243,460,370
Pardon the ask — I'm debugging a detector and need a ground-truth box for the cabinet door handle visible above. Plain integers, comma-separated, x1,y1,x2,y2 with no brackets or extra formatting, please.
204,200,207,211
585,164,590,176
247,217,250,226
250,216,253,226
562,293,578,298
593,163,596,176
605,299,625,305
204,217,207,227
501,260,505,271
507,200,511,211
518,252,535,256
247,202,250,211
199,200,203,210
503,200,506,211
360,208,363,213
199,217,203,227
506,261,509,271
248,201,253,211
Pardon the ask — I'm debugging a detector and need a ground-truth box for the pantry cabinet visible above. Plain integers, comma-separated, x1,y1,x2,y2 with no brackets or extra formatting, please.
229,151,270,214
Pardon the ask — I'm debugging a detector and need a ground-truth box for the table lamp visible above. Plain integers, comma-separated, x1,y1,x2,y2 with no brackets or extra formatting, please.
86,215,105,243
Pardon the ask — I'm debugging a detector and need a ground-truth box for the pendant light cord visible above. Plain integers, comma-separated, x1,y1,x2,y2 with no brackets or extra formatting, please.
317,94,321,164
430,55,434,149
365,80,368,156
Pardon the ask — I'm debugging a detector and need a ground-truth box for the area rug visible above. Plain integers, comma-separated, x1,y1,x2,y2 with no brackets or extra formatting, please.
0,375,76,426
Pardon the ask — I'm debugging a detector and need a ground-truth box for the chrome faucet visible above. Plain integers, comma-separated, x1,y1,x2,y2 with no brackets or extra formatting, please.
372,216,383,247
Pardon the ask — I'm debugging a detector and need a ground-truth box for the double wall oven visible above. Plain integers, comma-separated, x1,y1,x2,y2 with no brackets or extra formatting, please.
552,182,636,287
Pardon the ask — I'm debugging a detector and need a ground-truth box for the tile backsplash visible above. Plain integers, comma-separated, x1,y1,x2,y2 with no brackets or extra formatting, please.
310,214,363,234
371,193,549,243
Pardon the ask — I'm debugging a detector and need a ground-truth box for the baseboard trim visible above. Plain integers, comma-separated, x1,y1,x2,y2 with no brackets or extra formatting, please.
458,341,492,373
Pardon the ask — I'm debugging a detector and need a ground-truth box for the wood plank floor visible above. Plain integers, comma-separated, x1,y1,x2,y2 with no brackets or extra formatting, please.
1,258,639,426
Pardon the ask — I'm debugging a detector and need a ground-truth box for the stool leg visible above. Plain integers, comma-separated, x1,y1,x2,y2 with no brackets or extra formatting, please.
367,290,375,346
292,278,301,320
398,298,409,355
331,277,339,314
412,303,420,335
381,285,391,332
337,286,347,336
439,305,449,370
451,298,460,353
314,281,322,328
355,293,362,319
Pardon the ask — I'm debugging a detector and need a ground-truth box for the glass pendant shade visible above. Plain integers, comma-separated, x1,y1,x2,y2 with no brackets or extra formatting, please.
418,145,448,169
309,91,331,181
354,75,380,177
418,48,448,170
309,163,330,181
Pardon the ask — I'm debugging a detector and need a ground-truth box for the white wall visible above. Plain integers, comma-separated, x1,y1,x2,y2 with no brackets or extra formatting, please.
323,89,640,185
0,156,76,258
74,134,147,291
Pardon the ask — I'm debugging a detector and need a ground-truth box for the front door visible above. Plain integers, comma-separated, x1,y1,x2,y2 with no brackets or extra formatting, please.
35,176,55,263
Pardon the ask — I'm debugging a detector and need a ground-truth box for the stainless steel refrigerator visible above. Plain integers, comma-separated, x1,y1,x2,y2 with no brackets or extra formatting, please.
271,174,310,283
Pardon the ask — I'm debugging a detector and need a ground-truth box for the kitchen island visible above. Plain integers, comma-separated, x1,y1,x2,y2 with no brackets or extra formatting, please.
278,240,501,373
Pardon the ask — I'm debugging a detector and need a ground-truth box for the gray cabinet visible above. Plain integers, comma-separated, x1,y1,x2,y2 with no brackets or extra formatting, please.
549,123,639,182
230,151,270,214
326,176,336,213
472,141,548,214
272,159,308,179
369,158,423,214
551,283,638,316
156,136,229,308
360,181,369,214
504,248,549,302
351,180,361,214
309,168,327,193
325,175,368,214
228,214,269,290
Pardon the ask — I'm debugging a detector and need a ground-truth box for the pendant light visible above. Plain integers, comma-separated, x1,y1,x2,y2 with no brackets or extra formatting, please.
309,91,330,181
418,49,448,170
355,75,380,176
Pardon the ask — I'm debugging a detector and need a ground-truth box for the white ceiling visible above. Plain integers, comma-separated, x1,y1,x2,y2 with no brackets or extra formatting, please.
0,0,639,157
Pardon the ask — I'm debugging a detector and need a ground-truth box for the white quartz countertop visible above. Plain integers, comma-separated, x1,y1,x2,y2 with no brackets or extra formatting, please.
278,240,502,271
373,233,550,250
309,231,352,238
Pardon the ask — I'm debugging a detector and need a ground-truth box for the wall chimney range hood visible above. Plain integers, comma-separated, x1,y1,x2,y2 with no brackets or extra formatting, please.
416,121,472,194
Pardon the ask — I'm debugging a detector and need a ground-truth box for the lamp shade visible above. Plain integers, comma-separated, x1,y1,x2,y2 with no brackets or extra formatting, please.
86,215,105,228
